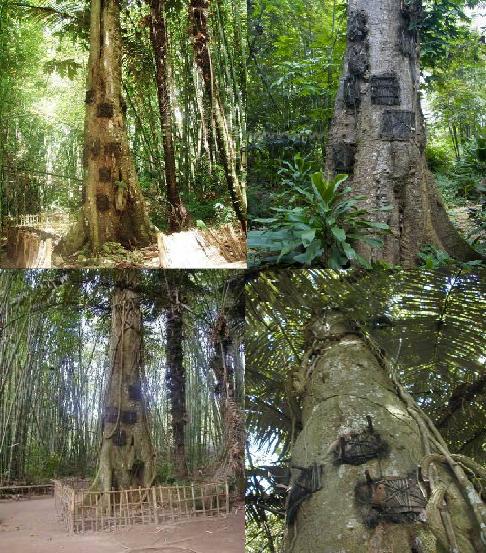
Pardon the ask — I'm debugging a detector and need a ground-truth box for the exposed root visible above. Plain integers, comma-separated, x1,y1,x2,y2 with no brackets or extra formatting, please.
353,320,486,549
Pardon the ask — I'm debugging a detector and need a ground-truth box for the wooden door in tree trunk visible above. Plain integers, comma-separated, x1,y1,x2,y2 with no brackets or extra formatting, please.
325,0,478,266
166,274,188,480
81,0,153,252
93,273,155,492
189,0,247,233
285,311,484,552
149,0,188,232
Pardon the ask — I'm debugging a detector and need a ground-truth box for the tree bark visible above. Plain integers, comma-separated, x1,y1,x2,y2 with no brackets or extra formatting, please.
165,273,188,480
325,0,478,266
67,0,154,254
92,271,155,492
189,0,247,233
149,0,189,232
211,278,245,494
285,311,484,552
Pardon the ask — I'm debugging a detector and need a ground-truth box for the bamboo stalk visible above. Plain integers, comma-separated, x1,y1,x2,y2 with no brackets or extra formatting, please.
174,486,179,520
124,489,129,527
70,488,75,533
139,486,144,524
81,492,85,533
225,480,229,514
168,487,173,521
191,482,196,516
152,486,159,524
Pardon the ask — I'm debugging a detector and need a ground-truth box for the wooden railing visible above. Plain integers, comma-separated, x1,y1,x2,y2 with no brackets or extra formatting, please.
54,479,229,533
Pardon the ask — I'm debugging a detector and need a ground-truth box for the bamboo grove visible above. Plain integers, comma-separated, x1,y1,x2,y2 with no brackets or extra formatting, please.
0,270,245,489
0,0,246,233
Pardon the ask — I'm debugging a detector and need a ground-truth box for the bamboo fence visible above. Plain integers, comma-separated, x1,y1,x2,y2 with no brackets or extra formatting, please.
0,483,53,499
5,212,73,229
54,479,229,533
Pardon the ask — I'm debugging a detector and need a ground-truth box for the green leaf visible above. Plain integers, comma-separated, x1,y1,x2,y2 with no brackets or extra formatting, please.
355,254,372,269
331,226,346,242
292,239,323,265
342,241,356,260
358,236,384,248
366,221,390,230
300,229,316,246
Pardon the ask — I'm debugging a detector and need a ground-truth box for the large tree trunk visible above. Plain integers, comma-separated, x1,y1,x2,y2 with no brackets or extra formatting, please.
166,273,188,480
67,0,154,254
149,0,189,232
285,311,485,552
211,277,245,493
93,272,155,492
189,0,247,233
325,0,478,266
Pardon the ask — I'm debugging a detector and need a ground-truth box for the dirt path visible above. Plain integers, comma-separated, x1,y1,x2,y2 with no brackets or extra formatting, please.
0,498,244,553
160,230,245,268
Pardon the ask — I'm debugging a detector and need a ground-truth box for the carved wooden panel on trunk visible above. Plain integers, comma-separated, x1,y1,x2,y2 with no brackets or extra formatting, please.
286,463,323,526
121,410,137,425
105,142,122,157
112,429,127,446
381,110,415,141
85,89,95,104
97,102,114,118
370,74,400,105
99,167,112,182
344,75,361,108
96,193,110,212
347,10,368,42
333,418,389,466
128,383,142,401
348,44,368,76
332,142,356,173
104,406,119,424
355,472,426,527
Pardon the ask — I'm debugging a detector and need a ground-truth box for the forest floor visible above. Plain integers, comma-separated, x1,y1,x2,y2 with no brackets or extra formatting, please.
0,217,247,269
57,228,247,269
448,203,485,247
0,497,244,553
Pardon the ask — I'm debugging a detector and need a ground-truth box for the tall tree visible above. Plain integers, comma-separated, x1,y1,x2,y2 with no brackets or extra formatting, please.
165,271,188,479
325,0,479,265
148,0,189,232
211,275,245,492
284,310,484,552
92,271,156,492
189,0,247,232
64,0,154,254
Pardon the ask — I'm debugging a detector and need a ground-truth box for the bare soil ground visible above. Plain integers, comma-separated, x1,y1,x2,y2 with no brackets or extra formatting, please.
0,498,244,553
160,230,246,268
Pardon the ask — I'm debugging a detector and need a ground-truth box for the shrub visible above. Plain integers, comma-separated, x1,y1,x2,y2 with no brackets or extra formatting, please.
248,167,389,268
426,142,453,173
